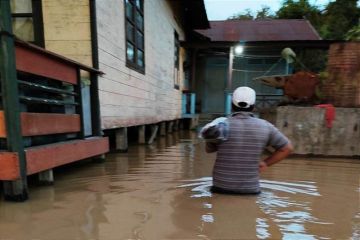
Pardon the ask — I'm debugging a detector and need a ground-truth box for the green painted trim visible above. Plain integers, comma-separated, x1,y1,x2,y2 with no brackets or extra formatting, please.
75,69,85,139
0,0,28,200
89,0,102,136
32,0,45,47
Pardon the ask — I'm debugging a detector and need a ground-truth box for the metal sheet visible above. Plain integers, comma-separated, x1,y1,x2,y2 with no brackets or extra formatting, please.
196,20,321,42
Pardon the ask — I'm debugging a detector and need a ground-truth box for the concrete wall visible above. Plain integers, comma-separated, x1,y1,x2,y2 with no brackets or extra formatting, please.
42,0,92,66
276,106,360,157
96,0,185,129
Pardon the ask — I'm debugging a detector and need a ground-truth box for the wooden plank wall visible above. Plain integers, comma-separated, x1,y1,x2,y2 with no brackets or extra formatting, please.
42,0,93,67
96,0,186,129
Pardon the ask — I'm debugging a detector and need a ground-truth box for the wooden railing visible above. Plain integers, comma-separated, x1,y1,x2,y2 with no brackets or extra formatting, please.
0,37,109,201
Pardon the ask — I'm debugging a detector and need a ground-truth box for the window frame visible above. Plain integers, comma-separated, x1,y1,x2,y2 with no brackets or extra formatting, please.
124,0,145,74
11,0,45,47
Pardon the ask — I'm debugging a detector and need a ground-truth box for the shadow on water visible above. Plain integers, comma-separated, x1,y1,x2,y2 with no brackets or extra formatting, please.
0,131,359,240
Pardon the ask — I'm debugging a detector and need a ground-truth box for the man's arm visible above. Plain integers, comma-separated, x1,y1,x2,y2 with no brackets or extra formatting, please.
260,143,293,170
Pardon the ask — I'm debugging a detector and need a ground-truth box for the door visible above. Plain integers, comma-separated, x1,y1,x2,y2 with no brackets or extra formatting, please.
202,58,227,113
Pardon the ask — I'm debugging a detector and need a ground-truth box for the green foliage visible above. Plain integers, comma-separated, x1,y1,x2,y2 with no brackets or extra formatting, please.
227,0,360,40
345,24,360,40
228,6,274,20
255,6,275,19
228,9,254,20
321,0,360,40
276,0,323,31
294,49,328,73
318,71,329,81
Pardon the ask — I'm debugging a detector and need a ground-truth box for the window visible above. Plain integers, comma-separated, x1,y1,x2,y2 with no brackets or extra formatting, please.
125,0,144,73
174,31,180,89
248,59,263,65
264,58,278,65
10,0,44,47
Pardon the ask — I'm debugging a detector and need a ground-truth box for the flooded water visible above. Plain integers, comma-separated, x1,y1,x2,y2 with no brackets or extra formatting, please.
0,131,359,240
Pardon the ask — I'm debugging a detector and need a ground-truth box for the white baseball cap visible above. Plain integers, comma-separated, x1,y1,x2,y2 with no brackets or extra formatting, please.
232,86,256,108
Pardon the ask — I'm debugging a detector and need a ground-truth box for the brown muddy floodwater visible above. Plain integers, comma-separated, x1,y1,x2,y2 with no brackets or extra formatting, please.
0,131,359,240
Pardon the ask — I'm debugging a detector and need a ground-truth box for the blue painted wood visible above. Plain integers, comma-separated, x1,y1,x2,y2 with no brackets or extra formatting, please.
225,92,232,115
202,57,227,113
182,94,187,114
190,93,196,114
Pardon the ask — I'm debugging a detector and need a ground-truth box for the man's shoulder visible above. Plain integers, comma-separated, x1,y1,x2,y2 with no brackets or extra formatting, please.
248,116,272,126
230,115,273,130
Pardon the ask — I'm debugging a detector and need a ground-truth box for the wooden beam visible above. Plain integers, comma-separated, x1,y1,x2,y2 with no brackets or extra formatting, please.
0,111,6,137
15,44,78,85
25,137,109,175
0,137,109,180
0,152,19,180
0,111,81,137
21,112,80,136
15,40,102,74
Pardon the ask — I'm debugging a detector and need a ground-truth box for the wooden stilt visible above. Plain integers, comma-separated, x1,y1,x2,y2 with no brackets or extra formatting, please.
160,122,166,136
3,180,28,201
92,153,106,163
148,125,158,144
116,127,128,152
190,117,199,130
179,119,185,130
174,120,179,131
138,125,145,144
167,121,174,133
38,169,54,186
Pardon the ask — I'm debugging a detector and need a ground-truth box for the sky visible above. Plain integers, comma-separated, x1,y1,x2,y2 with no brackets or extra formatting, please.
204,0,334,20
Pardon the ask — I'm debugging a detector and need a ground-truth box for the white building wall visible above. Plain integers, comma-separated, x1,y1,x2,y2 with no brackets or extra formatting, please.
96,0,185,129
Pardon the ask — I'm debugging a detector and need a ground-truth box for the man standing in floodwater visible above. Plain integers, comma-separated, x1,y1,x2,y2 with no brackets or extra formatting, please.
204,86,293,194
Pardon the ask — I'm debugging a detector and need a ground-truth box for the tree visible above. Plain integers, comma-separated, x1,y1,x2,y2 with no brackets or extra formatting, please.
228,8,254,20
276,0,323,32
227,6,274,20
321,0,360,40
255,6,275,19
345,24,360,40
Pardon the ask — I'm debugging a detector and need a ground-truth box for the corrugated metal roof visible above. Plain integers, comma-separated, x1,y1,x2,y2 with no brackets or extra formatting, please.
195,19,321,42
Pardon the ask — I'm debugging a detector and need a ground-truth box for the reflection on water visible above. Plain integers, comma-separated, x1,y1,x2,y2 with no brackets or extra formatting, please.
177,177,332,239
0,131,359,240
353,213,360,240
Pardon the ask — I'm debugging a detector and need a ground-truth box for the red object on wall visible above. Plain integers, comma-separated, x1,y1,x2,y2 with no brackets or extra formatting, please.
315,104,335,128
284,71,319,101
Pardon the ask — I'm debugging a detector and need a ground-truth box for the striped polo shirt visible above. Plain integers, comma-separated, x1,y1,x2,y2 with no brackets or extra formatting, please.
207,112,289,194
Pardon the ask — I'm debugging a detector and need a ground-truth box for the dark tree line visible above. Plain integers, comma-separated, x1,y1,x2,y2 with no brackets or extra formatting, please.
228,0,360,40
